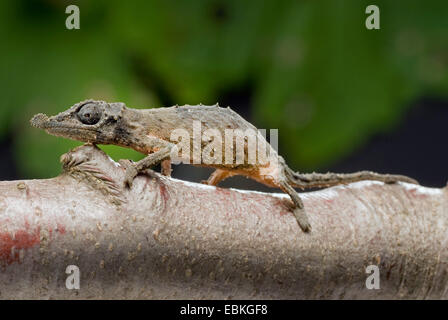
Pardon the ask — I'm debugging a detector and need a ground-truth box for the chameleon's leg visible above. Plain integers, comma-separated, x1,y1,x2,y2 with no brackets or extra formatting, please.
278,180,312,233
202,169,234,186
161,159,172,176
120,146,173,188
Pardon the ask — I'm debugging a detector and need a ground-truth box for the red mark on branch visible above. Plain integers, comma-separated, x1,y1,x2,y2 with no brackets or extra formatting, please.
159,183,169,202
0,223,68,265
57,224,66,235
0,228,40,265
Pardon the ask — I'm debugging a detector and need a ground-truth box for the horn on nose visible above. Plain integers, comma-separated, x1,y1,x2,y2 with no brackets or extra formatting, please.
30,113,50,129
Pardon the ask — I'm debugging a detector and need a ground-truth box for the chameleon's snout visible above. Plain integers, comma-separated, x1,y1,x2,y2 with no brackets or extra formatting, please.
30,113,50,129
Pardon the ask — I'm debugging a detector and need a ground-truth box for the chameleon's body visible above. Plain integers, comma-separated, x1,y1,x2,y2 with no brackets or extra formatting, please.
31,100,419,232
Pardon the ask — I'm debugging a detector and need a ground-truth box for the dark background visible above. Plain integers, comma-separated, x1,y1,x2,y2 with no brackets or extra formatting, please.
0,0,447,190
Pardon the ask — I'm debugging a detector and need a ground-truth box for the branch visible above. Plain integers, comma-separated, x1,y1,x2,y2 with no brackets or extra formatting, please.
0,144,446,299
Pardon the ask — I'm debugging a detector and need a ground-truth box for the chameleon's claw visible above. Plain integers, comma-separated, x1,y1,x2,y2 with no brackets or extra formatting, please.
119,159,138,188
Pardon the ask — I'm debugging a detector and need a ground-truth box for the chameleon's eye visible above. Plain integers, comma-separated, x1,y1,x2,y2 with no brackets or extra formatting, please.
78,103,102,125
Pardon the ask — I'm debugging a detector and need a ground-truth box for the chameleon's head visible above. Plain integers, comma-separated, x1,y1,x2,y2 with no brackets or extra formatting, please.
30,100,127,144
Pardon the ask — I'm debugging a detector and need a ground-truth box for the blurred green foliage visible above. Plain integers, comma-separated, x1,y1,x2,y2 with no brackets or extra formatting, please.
0,0,447,178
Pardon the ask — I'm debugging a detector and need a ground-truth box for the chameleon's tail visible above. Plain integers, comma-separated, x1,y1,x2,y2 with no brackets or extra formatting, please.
284,165,419,189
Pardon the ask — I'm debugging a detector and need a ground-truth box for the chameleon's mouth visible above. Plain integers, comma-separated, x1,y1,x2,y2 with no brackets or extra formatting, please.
31,113,95,131
30,113,99,143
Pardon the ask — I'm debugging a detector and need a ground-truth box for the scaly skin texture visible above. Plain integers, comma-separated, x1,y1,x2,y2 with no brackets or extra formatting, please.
30,99,419,232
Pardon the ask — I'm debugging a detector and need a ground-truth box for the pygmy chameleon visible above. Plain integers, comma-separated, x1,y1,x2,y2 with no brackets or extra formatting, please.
30,100,419,232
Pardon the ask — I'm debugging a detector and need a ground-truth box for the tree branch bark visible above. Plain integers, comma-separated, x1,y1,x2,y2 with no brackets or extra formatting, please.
0,144,447,299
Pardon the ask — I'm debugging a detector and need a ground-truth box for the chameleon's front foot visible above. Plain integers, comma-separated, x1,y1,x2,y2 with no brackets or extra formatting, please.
119,159,138,188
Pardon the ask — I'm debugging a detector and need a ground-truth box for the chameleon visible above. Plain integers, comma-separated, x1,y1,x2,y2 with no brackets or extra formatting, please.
30,99,419,232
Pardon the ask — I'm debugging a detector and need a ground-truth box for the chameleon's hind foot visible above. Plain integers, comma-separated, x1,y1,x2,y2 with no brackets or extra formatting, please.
119,159,138,188
293,207,312,233
161,159,172,176
199,178,215,186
